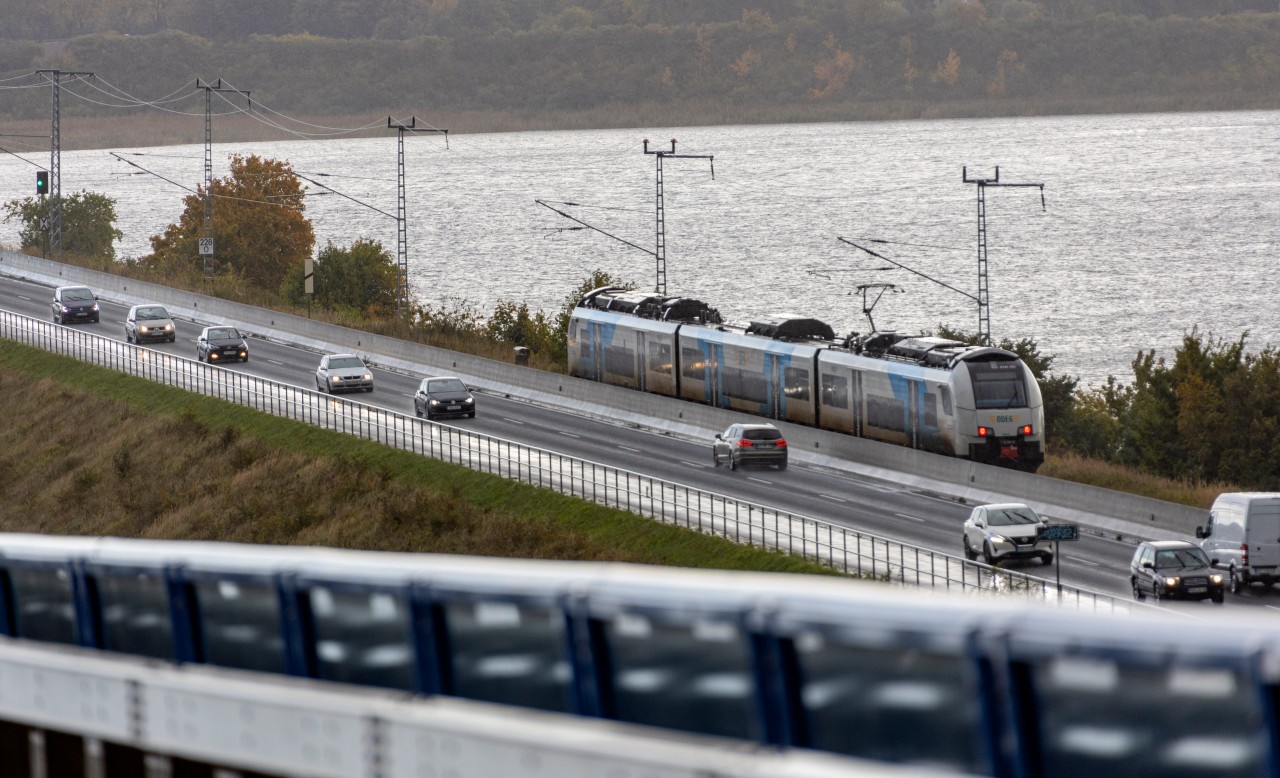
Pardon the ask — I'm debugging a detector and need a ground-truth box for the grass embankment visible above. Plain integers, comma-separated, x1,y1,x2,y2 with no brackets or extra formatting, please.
0,339,831,573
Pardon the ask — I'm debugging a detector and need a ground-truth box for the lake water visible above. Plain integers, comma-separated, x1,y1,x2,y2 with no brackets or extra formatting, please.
2,110,1276,385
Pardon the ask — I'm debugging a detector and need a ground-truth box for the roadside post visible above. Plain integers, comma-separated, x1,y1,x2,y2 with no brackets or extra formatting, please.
1037,523,1080,592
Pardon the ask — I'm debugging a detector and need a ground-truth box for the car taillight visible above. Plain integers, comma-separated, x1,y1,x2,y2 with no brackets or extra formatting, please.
1242,543,1249,565
978,426,990,437
775,439,786,447
1020,425,1033,435
737,439,753,447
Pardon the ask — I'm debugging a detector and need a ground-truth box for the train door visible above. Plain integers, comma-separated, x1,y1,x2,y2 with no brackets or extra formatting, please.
908,379,920,449
852,370,864,438
636,331,647,393
590,324,603,382
766,353,782,419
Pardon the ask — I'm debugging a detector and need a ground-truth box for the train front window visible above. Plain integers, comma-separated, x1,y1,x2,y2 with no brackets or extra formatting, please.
967,359,1028,409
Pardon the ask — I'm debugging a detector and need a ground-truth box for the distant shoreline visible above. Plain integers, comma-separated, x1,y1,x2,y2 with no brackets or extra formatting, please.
7,93,1276,153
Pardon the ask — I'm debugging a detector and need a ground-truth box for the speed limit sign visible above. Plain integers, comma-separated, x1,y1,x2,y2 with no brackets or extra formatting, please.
198,237,214,256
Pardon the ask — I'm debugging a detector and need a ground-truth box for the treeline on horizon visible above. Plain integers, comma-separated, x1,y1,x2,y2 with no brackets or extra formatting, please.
2,0,1279,122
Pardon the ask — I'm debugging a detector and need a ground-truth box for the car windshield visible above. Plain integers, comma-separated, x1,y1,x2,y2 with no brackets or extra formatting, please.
988,507,1040,526
1154,547,1210,569
329,357,365,369
62,288,93,302
207,327,240,340
137,306,169,320
742,427,782,441
428,378,467,393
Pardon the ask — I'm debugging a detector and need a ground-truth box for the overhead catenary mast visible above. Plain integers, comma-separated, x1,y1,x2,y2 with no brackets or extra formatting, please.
196,79,250,282
962,166,1045,344
36,69,94,257
643,139,714,295
388,116,447,316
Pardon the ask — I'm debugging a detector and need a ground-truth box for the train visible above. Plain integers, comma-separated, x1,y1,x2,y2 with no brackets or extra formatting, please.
0,534,1274,778
568,287,1045,471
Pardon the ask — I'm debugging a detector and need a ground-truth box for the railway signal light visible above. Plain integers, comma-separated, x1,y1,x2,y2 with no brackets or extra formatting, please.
36,170,48,194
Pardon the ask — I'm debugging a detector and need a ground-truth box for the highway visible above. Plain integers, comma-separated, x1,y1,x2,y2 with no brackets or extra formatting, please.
5,272,1275,613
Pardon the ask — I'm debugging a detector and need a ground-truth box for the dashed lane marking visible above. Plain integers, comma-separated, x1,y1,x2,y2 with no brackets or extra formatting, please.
895,513,927,523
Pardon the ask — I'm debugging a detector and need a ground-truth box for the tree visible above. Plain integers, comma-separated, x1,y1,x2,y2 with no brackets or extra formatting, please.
281,238,400,317
144,155,314,291
3,191,124,263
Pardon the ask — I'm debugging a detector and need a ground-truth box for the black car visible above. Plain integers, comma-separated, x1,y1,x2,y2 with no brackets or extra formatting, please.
1130,540,1225,604
414,376,475,420
52,285,100,324
196,326,249,363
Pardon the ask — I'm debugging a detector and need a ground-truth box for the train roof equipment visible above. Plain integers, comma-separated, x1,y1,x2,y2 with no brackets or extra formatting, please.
745,314,836,342
579,286,721,324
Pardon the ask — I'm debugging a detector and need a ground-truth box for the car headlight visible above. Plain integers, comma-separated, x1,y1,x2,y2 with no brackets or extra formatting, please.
61,306,70,313
429,399,440,405
463,397,474,404
139,325,149,333
1164,577,1180,587
164,324,173,331
1211,574,1224,584
209,353,219,359
363,373,372,380
92,303,99,312
988,534,1008,544
329,375,339,382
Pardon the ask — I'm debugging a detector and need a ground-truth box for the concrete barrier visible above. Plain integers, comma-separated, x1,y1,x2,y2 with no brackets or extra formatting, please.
0,249,1204,542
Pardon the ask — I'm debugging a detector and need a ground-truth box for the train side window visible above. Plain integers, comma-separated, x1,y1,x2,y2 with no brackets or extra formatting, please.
681,348,705,379
600,613,755,740
940,386,953,416
648,342,673,374
568,321,577,341
821,374,848,409
789,631,984,773
784,367,810,401
443,599,571,713
309,586,414,691
923,392,938,427
9,566,77,645
192,577,286,674
867,396,906,432
604,344,636,379
1025,656,1264,778
724,367,768,405
96,570,174,660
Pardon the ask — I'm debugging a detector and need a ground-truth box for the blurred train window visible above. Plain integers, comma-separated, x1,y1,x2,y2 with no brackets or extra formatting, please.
604,345,636,379
682,348,706,379
647,342,672,374
443,599,571,713
784,367,810,401
790,632,983,772
1026,657,1266,778
601,613,755,740
867,396,906,432
940,386,953,416
309,586,413,691
96,570,174,660
9,566,77,645
923,392,938,427
969,360,1027,409
821,373,848,409
723,367,768,405
192,578,285,674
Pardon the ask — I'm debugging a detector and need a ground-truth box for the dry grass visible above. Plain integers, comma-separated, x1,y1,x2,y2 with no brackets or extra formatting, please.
1037,451,1234,509
0,340,831,574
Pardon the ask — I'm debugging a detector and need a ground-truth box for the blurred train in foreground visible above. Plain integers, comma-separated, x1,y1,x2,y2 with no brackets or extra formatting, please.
568,287,1045,471
0,534,1274,778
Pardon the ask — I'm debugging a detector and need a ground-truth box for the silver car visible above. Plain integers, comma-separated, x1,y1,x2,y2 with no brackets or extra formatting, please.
125,304,176,344
316,354,374,394
962,503,1052,566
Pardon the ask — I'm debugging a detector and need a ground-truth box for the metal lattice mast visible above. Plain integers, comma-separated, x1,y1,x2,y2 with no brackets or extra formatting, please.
37,70,93,256
388,116,447,316
196,79,249,281
962,166,1045,345
643,139,714,296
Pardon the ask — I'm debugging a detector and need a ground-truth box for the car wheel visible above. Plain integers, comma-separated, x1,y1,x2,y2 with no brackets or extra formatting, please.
1041,553,1054,565
414,405,423,418
316,378,325,393
963,535,976,561
169,335,176,343
1132,578,1146,601
53,314,61,324
1212,593,1225,605
468,411,476,418
1151,585,1162,603
982,542,996,566
729,456,738,471
126,330,133,343
776,461,787,471
1230,567,1246,594
366,387,374,393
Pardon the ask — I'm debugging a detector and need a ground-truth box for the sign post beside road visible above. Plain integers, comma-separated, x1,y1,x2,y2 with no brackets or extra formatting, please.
1037,524,1080,592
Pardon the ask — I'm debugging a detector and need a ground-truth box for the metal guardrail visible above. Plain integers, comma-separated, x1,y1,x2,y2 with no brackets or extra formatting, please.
0,309,1130,611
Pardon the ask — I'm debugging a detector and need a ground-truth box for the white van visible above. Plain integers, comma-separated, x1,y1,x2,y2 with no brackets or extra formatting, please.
1195,492,1280,593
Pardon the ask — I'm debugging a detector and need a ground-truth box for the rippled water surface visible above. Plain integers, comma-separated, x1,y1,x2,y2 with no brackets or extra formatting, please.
2,110,1276,384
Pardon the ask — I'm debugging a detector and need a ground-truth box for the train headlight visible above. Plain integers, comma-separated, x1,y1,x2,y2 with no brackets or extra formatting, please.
978,426,990,437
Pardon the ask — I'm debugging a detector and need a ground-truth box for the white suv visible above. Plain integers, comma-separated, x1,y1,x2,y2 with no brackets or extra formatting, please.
962,503,1052,566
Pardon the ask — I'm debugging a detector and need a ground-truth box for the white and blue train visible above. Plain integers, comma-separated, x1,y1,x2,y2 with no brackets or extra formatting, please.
0,534,1274,778
568,287,1045,471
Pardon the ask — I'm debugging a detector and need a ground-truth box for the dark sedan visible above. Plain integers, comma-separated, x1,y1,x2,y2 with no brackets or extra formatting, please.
52,285,100,324
196,326,249,363
1130,540,1225,604
414,376,476,420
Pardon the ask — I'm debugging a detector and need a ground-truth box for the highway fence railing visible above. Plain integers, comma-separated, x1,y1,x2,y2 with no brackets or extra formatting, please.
0,309,1132,612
